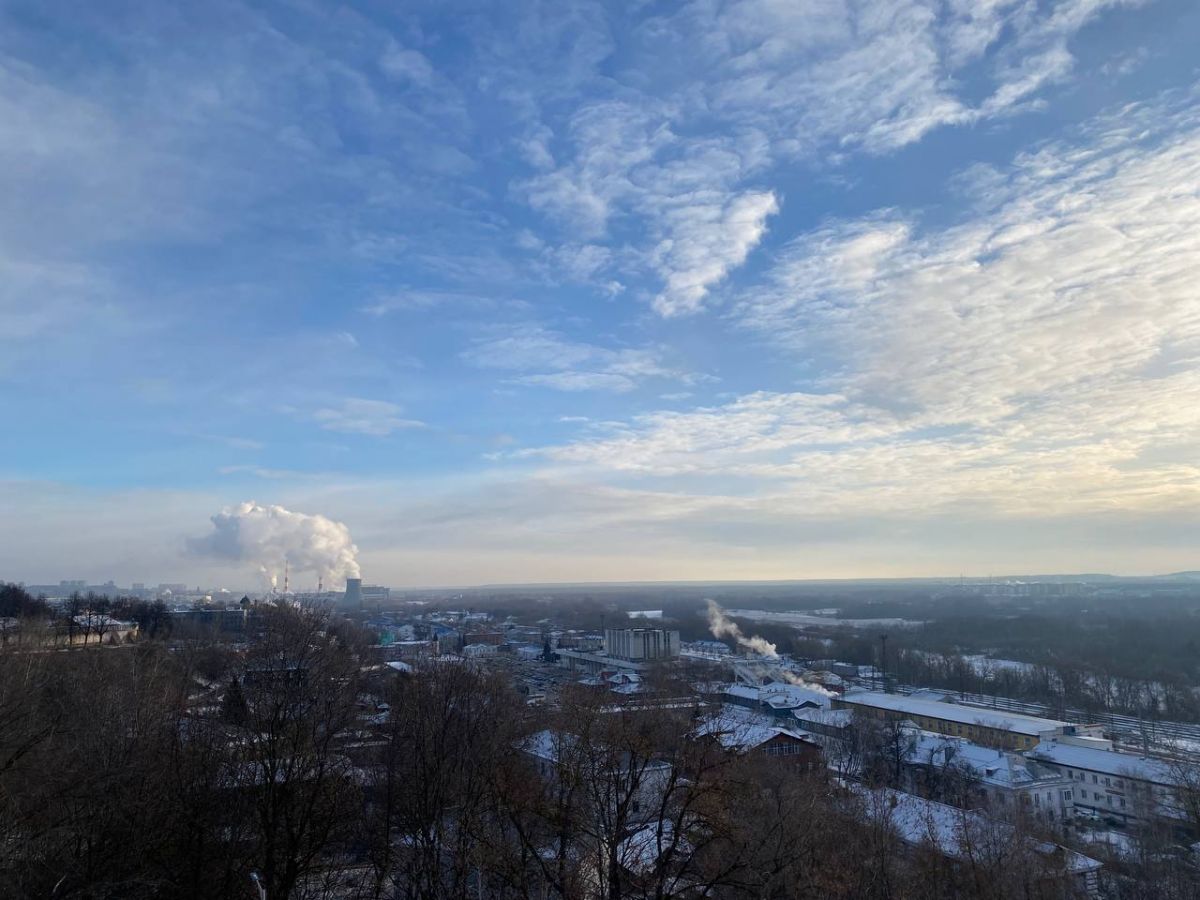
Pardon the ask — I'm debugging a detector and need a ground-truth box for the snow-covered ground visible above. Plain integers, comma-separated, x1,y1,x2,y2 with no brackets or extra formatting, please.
725,609,920,629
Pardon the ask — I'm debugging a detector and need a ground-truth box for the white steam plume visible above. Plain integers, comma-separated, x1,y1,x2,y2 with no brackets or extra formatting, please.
777,669,836,698
706,600,835,696
706,599,778,657
189,501,361,588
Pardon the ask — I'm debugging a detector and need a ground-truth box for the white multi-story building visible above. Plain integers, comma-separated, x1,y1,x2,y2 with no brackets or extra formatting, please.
555,628,680,675
854,787,1103,898
904,733,1076,823
1028,739,1187,827
462,642,498,658
604,627,680,662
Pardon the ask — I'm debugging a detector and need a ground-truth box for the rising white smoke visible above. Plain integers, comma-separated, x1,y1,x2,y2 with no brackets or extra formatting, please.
706,600,836,696
778,669,836,698
706,599,778,657
189,501,361,588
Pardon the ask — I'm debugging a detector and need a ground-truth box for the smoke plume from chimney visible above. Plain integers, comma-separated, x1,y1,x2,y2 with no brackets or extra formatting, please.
706,599,778,657
189,501,360,588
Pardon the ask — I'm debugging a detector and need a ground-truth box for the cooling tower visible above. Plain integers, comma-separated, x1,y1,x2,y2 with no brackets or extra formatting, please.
343,577,363,609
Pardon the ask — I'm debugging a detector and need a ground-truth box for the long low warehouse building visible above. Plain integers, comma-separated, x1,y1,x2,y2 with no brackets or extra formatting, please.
833,691,1103,750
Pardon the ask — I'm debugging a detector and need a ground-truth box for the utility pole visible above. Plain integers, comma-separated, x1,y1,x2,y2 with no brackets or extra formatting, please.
880,634,889,692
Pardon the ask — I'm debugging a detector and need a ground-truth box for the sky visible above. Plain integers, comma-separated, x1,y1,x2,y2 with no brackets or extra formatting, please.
2,0,1200,589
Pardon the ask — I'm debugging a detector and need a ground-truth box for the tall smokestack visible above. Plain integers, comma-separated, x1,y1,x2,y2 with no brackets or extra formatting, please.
343,578,363,610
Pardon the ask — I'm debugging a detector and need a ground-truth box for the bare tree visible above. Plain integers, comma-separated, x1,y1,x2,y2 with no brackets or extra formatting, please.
858,715,917,787
232,605,366,900
364,660,522,900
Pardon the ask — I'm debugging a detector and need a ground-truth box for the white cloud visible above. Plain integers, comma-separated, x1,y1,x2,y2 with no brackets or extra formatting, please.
461,325,690,393
679,0,1131,153
515,371,641,392
1,0,1188,584
520,99,675,238
361,290,504,316
652,190,779,316
312,398,425,436
522,87,1200,521
380,43,435,86
737,88,1200,426
513,0,1130,316
217,465,319,480
202,435,265,451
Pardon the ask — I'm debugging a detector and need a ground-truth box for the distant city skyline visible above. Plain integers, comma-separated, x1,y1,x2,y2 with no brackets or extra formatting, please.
3,0,1200,586
13,571,1200,600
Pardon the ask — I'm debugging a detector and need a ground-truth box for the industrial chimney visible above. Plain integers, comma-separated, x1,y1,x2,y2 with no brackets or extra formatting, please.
343,577,363,610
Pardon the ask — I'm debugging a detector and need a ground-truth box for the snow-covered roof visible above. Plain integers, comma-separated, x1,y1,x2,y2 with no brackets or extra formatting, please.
524,728,570,762
72,614,134,628
523,729,671,773
760,681,832,709
908,734,1064,788
619,819,689,874
840,691,1072,736
722,683,761,701
1029,740,1176,786
608,671,642,684
611,681,647,694
793,708,854,729
694,712,811,752
907,688,953,701
853,787,1102,874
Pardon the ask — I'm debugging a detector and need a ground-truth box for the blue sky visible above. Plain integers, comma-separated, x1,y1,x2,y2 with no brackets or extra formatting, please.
3,0,1200,587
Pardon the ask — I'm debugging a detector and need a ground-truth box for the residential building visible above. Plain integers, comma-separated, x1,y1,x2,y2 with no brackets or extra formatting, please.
463,630,506,646
853,787,1103,898
1028,739,1188,827
903,733,1076,823
522,729,678,898
694,713,823,770
522,728,673,808
462,642,498,658
393,639,437,660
